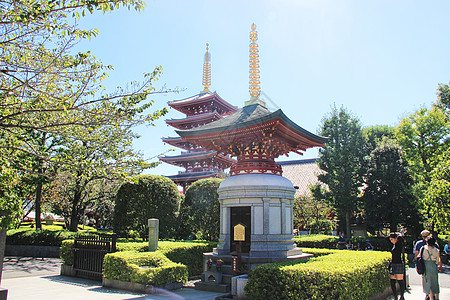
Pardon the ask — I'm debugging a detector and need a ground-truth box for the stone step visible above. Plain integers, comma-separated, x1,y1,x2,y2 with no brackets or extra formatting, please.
195,281,230,293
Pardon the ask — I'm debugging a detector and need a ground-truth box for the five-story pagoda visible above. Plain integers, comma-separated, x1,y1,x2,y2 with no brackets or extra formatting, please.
160,44,238,192
177,25,328,290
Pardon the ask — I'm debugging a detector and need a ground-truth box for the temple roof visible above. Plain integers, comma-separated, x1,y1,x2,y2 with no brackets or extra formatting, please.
168,92,238,116
176,104,328,156
278,158,324,197
165,111,222,130
176,104,325,140
162,136,197,150
159,150,235,164
167,171,220,180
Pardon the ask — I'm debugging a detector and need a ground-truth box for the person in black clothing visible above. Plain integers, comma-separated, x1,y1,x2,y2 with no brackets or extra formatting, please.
389,232,406,300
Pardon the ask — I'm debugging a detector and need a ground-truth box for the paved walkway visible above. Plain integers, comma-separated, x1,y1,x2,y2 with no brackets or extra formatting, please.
2,257,450,299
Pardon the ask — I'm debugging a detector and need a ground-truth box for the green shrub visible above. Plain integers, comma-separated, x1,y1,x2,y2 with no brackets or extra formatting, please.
183,178,223,241
158,241,217,276
60,240,74,265
295,234,339,249
103,251,188,286
6,229,77,246
113,175,181,239
245,249,390,300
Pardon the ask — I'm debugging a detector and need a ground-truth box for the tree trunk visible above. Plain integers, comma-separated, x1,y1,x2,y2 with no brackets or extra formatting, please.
346,211,351,238
69,189,82,232
35,182,43,230
0,229,6,285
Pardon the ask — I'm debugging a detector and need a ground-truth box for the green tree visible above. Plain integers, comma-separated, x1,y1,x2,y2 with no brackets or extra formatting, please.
362,144,420,235
425,150,450,231
362,125,395,155
183,178,223,241
316,106,366,237
114,175,181,239
293,190,336,235
395,105,450,230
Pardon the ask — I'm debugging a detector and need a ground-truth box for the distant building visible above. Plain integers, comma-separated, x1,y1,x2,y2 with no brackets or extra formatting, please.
278,158,323,197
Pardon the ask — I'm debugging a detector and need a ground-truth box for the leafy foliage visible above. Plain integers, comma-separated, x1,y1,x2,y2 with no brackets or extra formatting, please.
293,192,336,234
0,0,171,233
425,149,450,231
362,145,420,234
113,175,181,239
182,178,222,241
395,105,450,230
316,106,366,236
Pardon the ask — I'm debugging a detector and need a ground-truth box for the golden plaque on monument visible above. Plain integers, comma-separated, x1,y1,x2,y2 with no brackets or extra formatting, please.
234,223,246,241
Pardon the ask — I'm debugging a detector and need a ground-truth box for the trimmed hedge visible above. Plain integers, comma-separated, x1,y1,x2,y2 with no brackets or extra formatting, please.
60,240,217,277
245,248,390,300
158,241,217,276
61,240,74,265
7,229,78,246
295,234,339,249
103,251,188,286
295,234,416,252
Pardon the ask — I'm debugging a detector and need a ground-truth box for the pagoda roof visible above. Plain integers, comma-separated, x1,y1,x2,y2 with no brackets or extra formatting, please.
176,104,328,156
165,111,222,130
168,92,238,116
167,171,220,181
162,136,196,150
159,150,235,165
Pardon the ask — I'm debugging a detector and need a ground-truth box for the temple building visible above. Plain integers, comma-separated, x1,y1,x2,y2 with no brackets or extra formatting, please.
160,44,238,192
176,25,328,292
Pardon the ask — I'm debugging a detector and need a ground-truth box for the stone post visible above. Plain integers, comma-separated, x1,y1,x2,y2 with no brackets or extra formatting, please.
148,219,159,252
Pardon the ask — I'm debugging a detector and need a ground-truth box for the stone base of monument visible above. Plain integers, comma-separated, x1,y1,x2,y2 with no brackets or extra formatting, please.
195,173,312,293
194,251,312,293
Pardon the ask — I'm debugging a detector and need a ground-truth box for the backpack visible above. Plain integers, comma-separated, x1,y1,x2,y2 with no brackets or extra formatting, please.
416,246,425,275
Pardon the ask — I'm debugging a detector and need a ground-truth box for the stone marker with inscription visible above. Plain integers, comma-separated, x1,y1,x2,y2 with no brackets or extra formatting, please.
148,218,159,252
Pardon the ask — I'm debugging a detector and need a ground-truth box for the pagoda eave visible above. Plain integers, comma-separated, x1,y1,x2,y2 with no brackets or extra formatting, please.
168,92,238,116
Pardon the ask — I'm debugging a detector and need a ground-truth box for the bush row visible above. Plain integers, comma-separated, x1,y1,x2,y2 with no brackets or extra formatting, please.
103,251,188,286
244,248,390,300
295,234,416,252
7,229,78,246
60,240,217,277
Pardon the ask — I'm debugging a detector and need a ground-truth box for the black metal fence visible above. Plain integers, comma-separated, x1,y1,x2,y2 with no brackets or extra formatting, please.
73,233,117,281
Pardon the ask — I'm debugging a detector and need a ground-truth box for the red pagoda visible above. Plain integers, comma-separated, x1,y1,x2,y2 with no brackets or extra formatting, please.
177,26,328,292
160,44,238,192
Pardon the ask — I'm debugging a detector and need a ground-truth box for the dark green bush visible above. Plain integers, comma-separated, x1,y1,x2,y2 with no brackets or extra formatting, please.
114,175,181,239
245,249,390,300
7,229,77,246
103,251,188,286
183,178,223,241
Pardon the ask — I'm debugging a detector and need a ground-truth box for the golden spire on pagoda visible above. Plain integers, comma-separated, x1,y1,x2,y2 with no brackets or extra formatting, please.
245,24,266,107
201,43,211,93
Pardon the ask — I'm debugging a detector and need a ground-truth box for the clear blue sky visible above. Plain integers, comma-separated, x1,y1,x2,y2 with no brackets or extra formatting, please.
75,0,450,176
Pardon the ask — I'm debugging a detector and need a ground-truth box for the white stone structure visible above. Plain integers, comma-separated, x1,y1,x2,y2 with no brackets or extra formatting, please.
214,174,302,259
